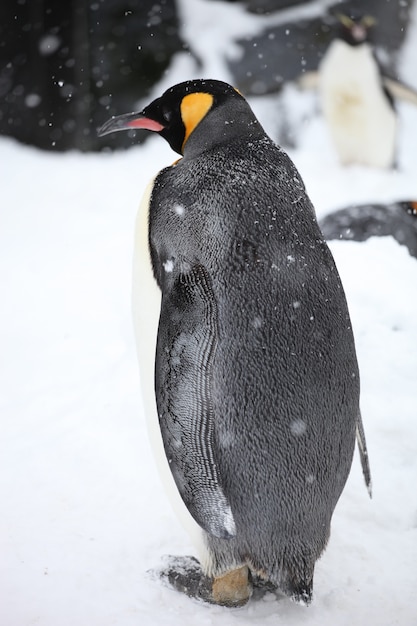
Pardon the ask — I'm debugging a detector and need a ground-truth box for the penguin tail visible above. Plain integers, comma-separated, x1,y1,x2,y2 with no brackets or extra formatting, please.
356,412,372,497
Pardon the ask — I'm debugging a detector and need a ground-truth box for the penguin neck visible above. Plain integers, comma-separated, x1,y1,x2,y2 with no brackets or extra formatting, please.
182,102,266,160
341,35,368,48
324,39,376,77
330,38,371,57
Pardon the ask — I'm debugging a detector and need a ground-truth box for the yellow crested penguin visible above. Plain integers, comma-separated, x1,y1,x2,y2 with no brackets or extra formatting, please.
318,13,397,168
98,79,371,607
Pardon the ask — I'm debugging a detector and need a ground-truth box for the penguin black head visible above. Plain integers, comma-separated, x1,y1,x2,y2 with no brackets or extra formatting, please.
335,13,376,46
98,79,261,156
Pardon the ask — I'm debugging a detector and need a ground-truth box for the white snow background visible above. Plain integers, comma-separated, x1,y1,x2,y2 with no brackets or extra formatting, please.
1,1,417,624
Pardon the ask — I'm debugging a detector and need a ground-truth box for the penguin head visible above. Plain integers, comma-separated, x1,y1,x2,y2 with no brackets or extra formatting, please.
98,79,262,157
335,13,376,46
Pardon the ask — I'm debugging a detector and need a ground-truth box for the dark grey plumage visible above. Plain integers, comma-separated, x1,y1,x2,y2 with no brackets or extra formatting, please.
149,100,364,603
320,201,417,258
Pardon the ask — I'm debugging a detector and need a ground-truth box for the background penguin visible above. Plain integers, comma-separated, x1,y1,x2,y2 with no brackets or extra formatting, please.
320,200,417,258
318,13,397,168
98,79,371,607
298,13,417,168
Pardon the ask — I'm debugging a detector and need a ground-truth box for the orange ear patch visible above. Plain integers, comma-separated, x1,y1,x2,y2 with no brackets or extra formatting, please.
180,92,213,151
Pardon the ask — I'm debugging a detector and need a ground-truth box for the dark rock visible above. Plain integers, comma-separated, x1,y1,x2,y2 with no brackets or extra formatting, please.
0,0,183,151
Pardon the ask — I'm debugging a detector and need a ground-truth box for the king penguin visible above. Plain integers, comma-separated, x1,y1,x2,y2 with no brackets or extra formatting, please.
98,79,371,607
318,13,397,168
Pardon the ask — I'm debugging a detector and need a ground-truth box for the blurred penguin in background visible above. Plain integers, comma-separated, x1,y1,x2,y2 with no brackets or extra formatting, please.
320,200,417,258
299,12,417,168
319,13,397,168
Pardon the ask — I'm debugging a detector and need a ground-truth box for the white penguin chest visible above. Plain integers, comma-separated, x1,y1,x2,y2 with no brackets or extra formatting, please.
319,41,396,167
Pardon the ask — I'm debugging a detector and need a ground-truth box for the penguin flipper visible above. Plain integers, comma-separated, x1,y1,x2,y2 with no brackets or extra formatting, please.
155,263,236,540
356,412,372,497
383,77,417,107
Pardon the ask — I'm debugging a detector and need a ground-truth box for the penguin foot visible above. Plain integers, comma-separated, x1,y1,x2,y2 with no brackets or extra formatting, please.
153,555,252,607
212,565,252,607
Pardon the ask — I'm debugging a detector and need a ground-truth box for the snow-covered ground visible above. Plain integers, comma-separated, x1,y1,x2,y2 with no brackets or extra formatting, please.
1,2,417,625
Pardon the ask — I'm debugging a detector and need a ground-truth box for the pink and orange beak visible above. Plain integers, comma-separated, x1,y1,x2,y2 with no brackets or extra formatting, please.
97,111,165,137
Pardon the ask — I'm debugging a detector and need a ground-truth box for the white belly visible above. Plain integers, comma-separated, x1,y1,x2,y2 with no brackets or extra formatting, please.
319,40,397,168
132,178,209,567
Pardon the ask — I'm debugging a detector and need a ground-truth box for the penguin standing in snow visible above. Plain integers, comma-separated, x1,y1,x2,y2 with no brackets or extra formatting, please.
318,13,397,168
98,79,371,607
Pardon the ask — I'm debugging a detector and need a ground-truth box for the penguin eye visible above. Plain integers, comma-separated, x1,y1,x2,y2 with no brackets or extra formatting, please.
162,108,173,124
